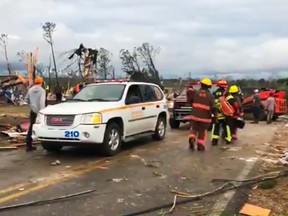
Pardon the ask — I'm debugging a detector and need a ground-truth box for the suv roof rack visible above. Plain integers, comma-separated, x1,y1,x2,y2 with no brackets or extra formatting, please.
92,78,130,83
188,81,218,86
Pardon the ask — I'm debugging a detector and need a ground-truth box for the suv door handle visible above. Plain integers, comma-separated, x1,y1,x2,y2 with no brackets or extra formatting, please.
142,107,145,110
156,105,160,108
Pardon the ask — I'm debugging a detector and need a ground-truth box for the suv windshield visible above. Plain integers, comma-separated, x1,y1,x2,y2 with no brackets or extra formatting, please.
71,84,126,102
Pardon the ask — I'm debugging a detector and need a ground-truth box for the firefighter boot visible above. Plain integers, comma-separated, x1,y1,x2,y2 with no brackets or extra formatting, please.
189,138,195,150
197,144,205,151
226,140,232,145
212,139,218,146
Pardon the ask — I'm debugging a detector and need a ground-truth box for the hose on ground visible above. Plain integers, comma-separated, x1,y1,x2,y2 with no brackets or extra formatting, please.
122,169,288,216
0,189,96,212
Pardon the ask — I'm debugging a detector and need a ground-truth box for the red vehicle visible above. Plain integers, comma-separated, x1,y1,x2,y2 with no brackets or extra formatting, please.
241,87,287,120
169,82,218,129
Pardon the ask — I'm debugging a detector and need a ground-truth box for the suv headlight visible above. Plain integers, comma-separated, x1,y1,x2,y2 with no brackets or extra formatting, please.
81,113,102,124
35,113,44,124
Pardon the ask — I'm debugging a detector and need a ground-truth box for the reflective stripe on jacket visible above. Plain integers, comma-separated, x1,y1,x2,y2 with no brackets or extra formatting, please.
190,88,215,123
213,88,225,119
226,94,240,116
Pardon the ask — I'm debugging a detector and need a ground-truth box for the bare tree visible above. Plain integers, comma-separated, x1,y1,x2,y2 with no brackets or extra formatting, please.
119,43,161,84
97,48,113,79
42,22,58,85
0,34,12,75
137,43,161,83
119,48,141,75
36,63,45,77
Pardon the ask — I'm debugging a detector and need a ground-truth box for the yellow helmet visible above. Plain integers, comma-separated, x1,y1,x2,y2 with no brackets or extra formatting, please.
229,85,239,93
200,78,212,86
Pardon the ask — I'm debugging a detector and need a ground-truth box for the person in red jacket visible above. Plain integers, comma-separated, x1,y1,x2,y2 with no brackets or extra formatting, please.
186,85,194,100
187,78,216,151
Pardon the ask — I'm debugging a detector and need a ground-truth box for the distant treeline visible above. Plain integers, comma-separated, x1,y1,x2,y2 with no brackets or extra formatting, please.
45,77,288,90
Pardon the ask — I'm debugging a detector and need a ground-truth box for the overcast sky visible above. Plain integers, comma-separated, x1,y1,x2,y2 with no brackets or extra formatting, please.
1,0,288,78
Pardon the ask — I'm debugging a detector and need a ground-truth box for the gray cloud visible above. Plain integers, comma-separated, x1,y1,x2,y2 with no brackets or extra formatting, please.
1,0,288,79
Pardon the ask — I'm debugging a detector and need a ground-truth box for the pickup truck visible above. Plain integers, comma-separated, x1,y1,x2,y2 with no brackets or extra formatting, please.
168,82,218,129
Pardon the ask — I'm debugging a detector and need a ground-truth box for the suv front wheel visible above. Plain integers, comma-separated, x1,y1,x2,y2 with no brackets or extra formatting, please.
102,122,122,156
152,116,167,141
42,142,63,152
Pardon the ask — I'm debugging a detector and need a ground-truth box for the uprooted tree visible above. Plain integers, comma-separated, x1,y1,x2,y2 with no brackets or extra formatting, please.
68,43,98,79
97,48,114,79
0,34,13,75
17,48,39,87
119,43,161,86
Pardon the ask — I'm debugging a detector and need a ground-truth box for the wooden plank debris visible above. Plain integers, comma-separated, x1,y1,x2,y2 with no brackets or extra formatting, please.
240,203,271,216
0,146,18,151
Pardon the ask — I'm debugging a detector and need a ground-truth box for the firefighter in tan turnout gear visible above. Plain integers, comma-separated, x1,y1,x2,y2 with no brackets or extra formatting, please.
187,78,216,151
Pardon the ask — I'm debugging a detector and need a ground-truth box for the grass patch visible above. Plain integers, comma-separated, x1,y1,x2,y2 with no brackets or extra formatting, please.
0,105,29,115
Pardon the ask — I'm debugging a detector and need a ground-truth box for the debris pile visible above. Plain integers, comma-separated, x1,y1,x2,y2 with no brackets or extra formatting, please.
0,116,31,150
247,122,288,216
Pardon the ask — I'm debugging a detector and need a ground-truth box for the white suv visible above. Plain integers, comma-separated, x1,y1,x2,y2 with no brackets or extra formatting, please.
33,81,168,156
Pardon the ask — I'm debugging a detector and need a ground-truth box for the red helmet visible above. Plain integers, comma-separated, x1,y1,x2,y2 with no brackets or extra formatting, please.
217,79,228,88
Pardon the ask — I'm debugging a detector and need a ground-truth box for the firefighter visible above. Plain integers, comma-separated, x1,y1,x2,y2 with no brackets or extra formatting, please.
211,79,228,146
188,78,216,151
226,85,241,143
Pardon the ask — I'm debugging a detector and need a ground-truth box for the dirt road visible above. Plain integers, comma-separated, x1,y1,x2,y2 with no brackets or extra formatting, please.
0,123,277,216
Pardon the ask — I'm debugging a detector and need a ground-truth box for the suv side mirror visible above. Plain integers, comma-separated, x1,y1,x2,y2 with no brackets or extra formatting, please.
126,96,141,105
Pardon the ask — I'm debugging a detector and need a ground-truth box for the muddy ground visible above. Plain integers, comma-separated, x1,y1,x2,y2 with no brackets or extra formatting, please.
0,105,284,216
246,122,288,216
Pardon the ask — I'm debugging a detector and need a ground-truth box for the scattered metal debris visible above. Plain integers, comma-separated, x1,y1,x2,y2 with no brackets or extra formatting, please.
107,177,128,183
51,160,61,166
130,154,160,168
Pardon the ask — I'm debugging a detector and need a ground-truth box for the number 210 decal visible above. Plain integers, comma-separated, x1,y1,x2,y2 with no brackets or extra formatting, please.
64,131,80,138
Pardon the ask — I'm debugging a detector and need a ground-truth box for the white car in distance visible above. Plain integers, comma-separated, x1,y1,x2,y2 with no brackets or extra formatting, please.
33,81,168,156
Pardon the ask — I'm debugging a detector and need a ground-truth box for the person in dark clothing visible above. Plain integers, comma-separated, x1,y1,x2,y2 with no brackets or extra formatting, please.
251,89,261,124
187,78,216,151
25,77,46,152
54,84,63,103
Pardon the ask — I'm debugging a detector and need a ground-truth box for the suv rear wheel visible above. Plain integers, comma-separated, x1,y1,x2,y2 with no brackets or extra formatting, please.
152,116,167,141
169,118,180,129
102,122,122,156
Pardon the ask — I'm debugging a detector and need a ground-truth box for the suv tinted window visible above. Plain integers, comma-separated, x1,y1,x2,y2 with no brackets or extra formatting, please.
125,85,142,104
140,85,163,102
